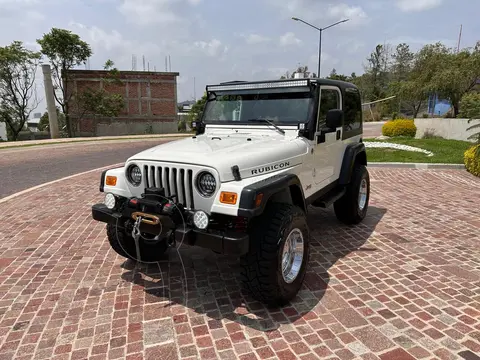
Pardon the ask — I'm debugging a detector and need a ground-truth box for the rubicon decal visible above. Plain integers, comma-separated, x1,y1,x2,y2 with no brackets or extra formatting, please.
251,162,290,175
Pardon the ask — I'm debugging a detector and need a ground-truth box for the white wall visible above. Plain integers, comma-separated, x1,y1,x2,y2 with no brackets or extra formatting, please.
0,122,6,141
414,118,480,142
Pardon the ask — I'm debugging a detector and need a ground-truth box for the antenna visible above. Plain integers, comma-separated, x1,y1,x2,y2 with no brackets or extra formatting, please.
154,65,156,72
457,24,463,53
169,55,171,71
194,77,196,101
165,56,168,71
142,55,146,71
148,62,150,71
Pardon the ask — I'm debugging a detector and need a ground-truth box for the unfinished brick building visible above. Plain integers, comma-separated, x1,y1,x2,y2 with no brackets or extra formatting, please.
64,69,180,136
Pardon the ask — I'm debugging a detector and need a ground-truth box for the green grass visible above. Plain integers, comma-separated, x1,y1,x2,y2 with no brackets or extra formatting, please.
364,138,473,164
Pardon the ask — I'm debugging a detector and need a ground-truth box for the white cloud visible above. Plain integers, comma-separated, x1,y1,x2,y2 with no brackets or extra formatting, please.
396,0,443,12
327,4,369,26
280,32,302,46
118,0,181,25
193,39,227,57
241,33,271,45
267,0,368,27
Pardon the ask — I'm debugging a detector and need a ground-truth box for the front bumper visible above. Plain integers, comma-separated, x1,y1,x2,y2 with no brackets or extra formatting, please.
92,204,249,256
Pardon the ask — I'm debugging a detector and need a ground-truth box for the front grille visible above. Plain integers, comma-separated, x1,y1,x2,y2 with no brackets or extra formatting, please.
143,165,195,209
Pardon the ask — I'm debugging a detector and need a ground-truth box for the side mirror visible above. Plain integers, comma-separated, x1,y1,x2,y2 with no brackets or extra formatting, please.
326,109,343,129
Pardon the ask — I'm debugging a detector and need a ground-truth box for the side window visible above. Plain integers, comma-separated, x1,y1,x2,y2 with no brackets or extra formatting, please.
344,88,362,132
318,88,340,130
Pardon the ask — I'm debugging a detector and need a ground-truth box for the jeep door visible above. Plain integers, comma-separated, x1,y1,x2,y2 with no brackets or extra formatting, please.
313,85,344,186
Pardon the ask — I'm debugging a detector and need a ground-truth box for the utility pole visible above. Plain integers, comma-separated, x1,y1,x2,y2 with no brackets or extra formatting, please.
41,64,60,139
457,24,463,53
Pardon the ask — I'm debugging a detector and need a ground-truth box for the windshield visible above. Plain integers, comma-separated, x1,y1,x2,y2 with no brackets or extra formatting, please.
202,89,313,124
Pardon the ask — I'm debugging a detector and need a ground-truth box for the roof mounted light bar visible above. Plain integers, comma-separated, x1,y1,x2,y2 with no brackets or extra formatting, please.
207,79,310,92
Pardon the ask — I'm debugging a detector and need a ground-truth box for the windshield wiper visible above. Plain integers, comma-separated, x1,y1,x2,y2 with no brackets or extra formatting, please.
247,118,285,135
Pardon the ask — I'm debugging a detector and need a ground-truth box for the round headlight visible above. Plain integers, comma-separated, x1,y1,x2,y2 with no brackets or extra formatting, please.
196,172,216,197
193,210,209,230
104,193,116,210
127,164,142,186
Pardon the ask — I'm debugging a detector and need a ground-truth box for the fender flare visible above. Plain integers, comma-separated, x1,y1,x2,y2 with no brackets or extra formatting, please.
338,142,367,185
237,173,306,218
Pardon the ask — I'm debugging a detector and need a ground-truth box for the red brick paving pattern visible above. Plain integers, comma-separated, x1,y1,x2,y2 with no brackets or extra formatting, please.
0,168,479,360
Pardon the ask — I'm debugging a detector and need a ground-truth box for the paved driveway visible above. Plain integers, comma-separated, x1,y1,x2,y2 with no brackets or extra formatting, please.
0,139,178,199
0,168,479,360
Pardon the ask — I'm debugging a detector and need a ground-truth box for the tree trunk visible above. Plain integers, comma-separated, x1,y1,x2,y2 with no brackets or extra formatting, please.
412,101,423,118
453,102,460,118
5,120,20,141
64,104,72,138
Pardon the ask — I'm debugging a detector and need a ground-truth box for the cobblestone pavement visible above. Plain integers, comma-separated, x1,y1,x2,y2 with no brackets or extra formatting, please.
0,168,479,360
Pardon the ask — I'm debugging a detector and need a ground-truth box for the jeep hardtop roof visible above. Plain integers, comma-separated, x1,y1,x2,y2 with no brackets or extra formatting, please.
207,77,359,92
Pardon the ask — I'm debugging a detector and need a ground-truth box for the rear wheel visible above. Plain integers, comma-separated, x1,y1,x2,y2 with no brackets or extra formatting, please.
240,203,310,306
334,163,370,225
106,224,169,262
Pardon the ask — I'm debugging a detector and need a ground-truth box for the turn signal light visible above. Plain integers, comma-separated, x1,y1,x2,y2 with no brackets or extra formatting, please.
220,192,238,205
105,176,117,186
255,193,264,208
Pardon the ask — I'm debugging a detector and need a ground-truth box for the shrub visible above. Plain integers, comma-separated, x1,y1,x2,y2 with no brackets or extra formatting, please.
363,109,381,122
459,92,480,119
422,128,443,139
464,144,480,177
177,119,186,132
382,119,417,138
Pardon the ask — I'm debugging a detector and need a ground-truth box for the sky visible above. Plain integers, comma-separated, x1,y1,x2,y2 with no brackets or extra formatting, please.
0,0,479,115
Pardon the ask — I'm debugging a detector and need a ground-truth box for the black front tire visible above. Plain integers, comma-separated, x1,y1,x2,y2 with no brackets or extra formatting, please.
106,224,169,262
334,163,370,225
240,203,310,307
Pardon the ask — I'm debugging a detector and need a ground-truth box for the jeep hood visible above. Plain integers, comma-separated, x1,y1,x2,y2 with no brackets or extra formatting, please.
128,134,307,182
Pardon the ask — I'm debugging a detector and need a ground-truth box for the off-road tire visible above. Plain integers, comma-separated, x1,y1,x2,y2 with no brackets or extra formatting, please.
106,224,168,262
334,163,370,225
240,203,310,307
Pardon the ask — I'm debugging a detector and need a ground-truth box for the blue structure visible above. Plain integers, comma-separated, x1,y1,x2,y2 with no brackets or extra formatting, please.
428,93,451,116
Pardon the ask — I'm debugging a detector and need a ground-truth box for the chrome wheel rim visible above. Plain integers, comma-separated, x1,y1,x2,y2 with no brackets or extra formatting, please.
281,228,304,284
358,178,368,211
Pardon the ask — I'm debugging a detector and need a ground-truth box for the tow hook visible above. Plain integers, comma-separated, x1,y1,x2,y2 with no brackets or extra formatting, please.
167,230,176,248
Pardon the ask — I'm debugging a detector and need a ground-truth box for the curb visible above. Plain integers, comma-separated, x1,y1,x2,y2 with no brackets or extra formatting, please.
368,162,465,169
0,134,191,149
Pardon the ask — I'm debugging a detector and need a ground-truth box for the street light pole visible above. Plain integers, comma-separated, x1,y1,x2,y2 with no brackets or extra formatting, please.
292,17,349,78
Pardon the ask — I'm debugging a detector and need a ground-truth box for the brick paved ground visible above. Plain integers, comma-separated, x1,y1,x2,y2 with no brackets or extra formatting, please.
0,168,479,360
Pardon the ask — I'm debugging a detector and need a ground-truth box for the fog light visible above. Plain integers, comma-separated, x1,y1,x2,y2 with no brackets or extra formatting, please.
193,210,209,230
104,193,116,210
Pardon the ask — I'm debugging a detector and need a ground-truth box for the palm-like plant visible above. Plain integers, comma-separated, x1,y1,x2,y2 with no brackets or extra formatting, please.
467,119,480,143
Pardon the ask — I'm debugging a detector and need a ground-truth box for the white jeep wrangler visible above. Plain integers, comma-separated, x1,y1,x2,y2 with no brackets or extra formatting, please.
91,77,370,306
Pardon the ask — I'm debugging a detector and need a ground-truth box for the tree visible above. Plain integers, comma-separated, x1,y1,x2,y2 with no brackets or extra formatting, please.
72,60,125,127
388,43,428,117
363,44,391,101
38,107,66,132
327,68,349,81
37,28,92,137
421,41,480,117
188,93,207,128
391,43,414,82
0,41,41,140
280,65,316,79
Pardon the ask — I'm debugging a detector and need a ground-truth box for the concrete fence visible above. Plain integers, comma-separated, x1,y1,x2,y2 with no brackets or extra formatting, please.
414,118,480,142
